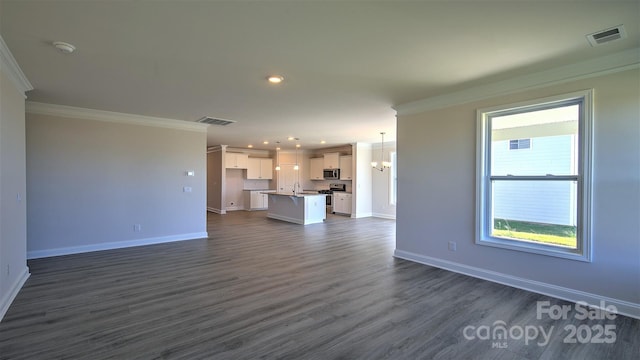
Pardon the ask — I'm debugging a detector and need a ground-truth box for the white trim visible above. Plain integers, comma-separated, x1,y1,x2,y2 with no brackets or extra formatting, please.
393,249,640,320
0,34,33,94
353,212,373,218
395,48,640,115
207,146,224,153
27,232,209,259
372,212,396,220
26,102,209,133
0,267,30,322
207,207,227,214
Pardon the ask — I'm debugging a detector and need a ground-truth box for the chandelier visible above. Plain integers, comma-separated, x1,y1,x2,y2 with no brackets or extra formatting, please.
371,132,391,172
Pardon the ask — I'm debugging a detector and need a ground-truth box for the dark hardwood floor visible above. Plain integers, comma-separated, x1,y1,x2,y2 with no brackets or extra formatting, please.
1,211,638,359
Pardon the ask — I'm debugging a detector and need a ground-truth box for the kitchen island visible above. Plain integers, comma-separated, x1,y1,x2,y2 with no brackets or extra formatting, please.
265,192,327,225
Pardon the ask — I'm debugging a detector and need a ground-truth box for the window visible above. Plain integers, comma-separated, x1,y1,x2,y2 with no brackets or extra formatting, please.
509,138,531,150
476,90,592,261
390,151,397,205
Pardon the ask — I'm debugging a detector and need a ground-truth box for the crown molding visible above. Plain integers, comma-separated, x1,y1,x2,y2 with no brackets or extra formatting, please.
395,48,640,116
26,102,209,133
0,34,33,94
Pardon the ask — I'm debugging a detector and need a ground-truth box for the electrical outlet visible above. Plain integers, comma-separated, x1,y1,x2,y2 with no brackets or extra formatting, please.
229,201,235,206
134,224,142,232
448,241,457,251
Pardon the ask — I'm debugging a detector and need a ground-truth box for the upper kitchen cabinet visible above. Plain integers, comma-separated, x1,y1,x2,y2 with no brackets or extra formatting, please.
247,158,273,179
310,158,324,180
339,155,352,180
226,152,249,169
324,152,340,169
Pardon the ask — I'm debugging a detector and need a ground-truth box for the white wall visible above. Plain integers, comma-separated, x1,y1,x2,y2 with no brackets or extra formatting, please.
0,35,32,321
353,142,372,218
395,67,640,317
372,141,396,219
26,111,208,258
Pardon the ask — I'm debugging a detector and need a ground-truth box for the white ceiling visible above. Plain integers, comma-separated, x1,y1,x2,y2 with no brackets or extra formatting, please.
1,0,638,150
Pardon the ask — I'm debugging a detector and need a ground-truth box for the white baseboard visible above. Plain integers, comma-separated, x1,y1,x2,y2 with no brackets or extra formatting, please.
353,212,373,219
0,267,30,322
372,212,396,220
393,249,640,320
207,207,226,214
27,232,210,259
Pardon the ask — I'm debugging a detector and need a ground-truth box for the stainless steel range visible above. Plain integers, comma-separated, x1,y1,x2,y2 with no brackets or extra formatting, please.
317,183,346,210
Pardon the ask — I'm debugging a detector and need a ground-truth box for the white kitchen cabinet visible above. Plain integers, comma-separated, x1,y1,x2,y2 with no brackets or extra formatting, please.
244,190,274,210
309,157,324,180
339,155,352,180
225,152,249,169
324,152,340,169
247,158,273,179
332,192,352,215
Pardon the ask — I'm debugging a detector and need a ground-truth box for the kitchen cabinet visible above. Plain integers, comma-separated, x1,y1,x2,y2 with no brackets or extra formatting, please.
225,152,249,169
339,155,352,180
324,152,340,169
247,158,273,179
332,192,352,215
309,158,324,180
244,190,274,210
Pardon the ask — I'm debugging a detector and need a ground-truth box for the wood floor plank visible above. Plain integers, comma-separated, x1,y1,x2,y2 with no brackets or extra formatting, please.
1,211,638,359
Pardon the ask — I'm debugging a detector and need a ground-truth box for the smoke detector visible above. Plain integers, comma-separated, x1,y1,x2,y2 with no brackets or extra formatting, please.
53,41,76,54
586,25,626,47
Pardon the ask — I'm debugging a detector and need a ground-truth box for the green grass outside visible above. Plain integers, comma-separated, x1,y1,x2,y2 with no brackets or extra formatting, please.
493,219,577,248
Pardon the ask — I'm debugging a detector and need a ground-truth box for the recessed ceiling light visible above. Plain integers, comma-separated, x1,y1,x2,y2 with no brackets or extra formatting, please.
52,41,76,54
320,140,326,144
276,147,281,151
287,136,294,141
295,144,301,148
263,141,269,145
248,144,253,148
267,75,284,84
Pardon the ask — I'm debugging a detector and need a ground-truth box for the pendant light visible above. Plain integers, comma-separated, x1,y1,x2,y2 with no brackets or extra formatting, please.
371,132,391,172
293,144,300,170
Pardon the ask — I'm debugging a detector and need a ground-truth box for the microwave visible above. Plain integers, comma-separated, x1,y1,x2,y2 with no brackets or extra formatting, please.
323,169,340,180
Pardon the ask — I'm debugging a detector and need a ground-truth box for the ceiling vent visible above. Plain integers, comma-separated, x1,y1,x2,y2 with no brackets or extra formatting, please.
586,25,626,47
197,117,236,126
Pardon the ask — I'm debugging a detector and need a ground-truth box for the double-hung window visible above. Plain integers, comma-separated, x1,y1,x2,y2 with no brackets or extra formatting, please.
476,90,593,261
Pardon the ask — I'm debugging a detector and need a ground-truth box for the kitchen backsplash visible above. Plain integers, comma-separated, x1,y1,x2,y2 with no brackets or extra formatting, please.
243,179,273,190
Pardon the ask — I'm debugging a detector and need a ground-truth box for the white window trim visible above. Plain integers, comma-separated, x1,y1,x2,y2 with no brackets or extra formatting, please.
475,90,593,262
389,151,397,205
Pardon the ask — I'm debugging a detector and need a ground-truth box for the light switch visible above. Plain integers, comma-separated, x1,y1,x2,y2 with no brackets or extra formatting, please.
186,171,195,176
183,186,192,193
